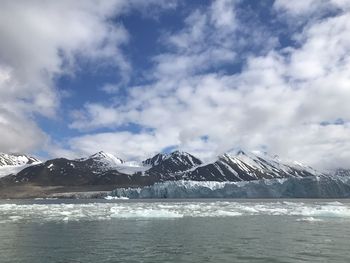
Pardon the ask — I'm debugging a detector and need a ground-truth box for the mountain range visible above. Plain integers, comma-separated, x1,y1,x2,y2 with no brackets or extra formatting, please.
0,150,347,198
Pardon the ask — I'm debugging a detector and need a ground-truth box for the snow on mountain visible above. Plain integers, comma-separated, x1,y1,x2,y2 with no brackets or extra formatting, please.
114,161,150,175
0,153,41,177
144,151,203,179
180,150,323,182
80,151,123,166
9,150,156,187
0,149,330,192
143,151,201,167
111,175,350,199
142,153,167,166
0,153,39,166
86,151,151,175
332,168,350,177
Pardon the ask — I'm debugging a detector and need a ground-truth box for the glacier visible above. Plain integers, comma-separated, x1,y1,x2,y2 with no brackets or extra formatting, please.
111,175,350,198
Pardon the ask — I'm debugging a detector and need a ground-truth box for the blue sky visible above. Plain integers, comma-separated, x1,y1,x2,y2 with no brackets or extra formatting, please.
1,0,350,169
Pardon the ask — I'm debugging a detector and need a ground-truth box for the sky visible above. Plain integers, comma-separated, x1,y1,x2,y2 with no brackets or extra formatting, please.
1,0,350,170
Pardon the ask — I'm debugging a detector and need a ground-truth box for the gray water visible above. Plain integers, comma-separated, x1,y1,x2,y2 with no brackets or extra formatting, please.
0,199,350,262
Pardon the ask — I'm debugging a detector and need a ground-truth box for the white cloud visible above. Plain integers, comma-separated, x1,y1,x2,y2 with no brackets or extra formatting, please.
274,0,327,15
66,0,350,170
3,0,349,170
69,103,126,130
210,0,237,28
0,0,176,154
0,107,48,153
69,131,179,161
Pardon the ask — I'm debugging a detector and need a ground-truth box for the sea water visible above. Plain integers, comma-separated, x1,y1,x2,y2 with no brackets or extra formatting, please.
0,199,349,262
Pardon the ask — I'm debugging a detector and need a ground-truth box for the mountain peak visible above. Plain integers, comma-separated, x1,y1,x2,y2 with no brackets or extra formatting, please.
166,151,202,165
170,150,189,155
236,150,246,156
87,151,124,165
142,153,167,166
0,153,40,167
0,153,41,177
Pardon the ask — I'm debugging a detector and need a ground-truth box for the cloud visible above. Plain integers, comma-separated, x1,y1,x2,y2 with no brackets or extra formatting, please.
274,0,350,15
3,0,349,170
69,103,126,131
0,0,176,154
0,106,48,153
65,0,350,170
274,0,328,15
68,131,179,161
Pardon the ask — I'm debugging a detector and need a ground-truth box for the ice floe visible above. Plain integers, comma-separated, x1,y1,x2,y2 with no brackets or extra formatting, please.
0,200,350,223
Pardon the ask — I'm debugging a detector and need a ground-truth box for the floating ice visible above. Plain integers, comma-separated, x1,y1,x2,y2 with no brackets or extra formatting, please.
0,200,350,223
104,196,129,200
296,217,323,222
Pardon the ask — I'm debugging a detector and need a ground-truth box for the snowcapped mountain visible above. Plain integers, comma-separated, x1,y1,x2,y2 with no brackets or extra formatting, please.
84,151,124,164
0,149,327,193
5,151,153,187
144,151,203,180
77,151,124,172
179,150,322,182
0,153,41,177
1,149,349,199
142,153,167,166
0,153,39,166
77,151,150,175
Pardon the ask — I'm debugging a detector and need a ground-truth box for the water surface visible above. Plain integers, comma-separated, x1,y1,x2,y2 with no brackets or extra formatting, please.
0,199,349,262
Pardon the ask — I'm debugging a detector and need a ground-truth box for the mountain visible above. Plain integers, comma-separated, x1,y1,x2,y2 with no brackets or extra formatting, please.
142,153,167,166
0,153,39,166
178,150,322,182
4,151,153,187
0,150,323,186
332,168,350,177
78,151,124,169
144,151,203,180
0,153,41,177
0,149,328,198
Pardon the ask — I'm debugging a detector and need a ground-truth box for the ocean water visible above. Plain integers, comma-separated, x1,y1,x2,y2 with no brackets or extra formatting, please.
0,199,350,262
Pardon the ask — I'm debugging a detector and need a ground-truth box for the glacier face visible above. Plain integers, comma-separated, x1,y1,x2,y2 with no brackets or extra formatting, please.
111,175,350,199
